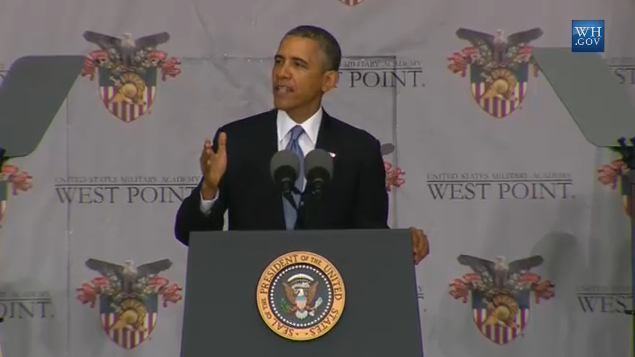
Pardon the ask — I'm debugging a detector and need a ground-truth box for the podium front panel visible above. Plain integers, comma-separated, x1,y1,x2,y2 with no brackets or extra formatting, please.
181,229,423,357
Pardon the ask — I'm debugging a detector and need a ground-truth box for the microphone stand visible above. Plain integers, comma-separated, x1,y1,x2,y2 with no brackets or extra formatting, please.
279,178,327,230
295,180,326,230
295,192,307,230
281,186,306,230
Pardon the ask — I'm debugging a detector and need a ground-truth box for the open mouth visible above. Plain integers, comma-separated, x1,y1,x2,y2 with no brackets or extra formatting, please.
274,85,295,94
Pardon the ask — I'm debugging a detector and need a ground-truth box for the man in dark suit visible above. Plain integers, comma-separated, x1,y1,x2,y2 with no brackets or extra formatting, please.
174,25,429,264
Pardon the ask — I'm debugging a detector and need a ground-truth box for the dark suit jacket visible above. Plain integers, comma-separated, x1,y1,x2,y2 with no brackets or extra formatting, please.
174,109,388,245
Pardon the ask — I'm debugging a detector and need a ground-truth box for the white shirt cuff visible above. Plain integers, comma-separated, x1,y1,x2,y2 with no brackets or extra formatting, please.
199,190,219,214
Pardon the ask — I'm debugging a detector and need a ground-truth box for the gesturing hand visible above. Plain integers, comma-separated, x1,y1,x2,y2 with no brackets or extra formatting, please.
199,132,227,199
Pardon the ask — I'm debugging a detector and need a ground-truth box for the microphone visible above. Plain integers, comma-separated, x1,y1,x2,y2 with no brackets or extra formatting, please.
270,150,300,196
303,149,334,197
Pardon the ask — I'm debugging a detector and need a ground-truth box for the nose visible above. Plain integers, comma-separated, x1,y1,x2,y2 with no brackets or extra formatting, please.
276,63,292,79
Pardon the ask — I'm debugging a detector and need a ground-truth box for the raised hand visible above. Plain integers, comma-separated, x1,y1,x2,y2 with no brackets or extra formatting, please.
199,132,227,199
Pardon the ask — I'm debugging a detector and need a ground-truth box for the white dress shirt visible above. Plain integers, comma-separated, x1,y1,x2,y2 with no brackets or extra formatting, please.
199,108,323,214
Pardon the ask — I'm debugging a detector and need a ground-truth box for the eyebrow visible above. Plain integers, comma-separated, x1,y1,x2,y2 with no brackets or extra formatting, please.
274,54,309,66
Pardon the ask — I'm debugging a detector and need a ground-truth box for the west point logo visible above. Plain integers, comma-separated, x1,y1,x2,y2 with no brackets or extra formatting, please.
577,285,632,314
54,175,199,204
448,254,554,345
426,172,573,200
76,258,182,349
447,28,543,118
338,58,424,88
0,162,33,227
381,143,405,191
608,57,635,85
80,31,182,123
0,290,55,319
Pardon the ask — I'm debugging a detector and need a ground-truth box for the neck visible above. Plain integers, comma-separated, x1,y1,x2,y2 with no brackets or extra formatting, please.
285,99,322,124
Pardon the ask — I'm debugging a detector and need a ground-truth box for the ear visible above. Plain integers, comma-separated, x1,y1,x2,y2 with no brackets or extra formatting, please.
321,70,339,92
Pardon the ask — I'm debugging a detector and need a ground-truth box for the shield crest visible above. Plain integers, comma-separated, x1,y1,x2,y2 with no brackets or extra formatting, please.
469,63,529,119
338,0,364,6
99,294,158,349
98,67,157,123
471,290,529,345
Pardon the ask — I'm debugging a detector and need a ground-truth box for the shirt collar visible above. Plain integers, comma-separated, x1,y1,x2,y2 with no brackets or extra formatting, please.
276,107,323,145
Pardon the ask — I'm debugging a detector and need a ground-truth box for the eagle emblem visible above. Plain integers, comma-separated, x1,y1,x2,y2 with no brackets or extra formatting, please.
380,143,405,191
447,27,543,118
76,258,183,349
282,274,323,319
449,254,555,345
257,251,346,341
80,31,181,123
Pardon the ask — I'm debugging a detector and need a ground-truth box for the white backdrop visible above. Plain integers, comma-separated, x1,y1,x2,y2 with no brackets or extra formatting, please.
0,0,632,356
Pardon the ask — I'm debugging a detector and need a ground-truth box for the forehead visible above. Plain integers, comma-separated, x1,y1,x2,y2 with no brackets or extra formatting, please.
275,36,322,63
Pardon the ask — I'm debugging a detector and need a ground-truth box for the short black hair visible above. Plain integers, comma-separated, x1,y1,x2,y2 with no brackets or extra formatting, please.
284,25,342,72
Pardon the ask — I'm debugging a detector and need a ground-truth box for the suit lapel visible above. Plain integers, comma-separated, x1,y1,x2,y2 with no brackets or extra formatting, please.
263,109,279,161
308,112,338,228
261,110,287,229
315,111,335,154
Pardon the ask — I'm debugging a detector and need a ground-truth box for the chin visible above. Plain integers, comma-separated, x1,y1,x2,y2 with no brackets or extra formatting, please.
273,98,295,111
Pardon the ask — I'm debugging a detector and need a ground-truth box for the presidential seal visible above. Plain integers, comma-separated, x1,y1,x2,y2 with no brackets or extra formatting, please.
256,251,345,341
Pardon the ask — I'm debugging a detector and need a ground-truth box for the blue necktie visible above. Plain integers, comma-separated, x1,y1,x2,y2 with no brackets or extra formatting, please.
283,125,305,230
